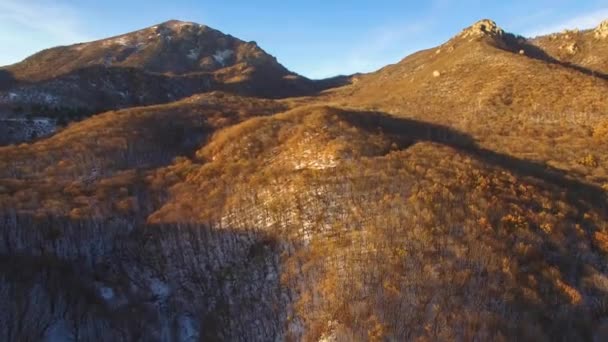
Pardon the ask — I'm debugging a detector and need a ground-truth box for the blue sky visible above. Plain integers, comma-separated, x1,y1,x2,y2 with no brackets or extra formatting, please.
1,0,608,78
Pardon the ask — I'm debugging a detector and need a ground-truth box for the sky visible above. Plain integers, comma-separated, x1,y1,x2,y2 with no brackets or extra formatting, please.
1,0,608,79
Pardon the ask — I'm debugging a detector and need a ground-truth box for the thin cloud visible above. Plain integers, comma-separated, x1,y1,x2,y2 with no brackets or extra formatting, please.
0,0,89,42
308,20,436,79
524,8,608,37
0,0,91,65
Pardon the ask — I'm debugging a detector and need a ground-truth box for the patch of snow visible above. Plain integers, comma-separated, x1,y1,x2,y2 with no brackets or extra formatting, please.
178,315,199,341
266,269,277,281
99,286,115,300
2,89,59,106
135,42,147,51
102,36,130,47
72,43,88,51
213,49,234,66
150,278,170,300
187,48,200,60
42,93,58,104
44,319,71,342
32,118,51,125
293,150,338,170
114,37,129,46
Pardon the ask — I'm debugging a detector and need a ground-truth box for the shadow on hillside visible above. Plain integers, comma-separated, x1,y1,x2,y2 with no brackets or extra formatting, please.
0,211,285,341
216,66,350,98
313,75,354,90
0,70,16,91
340,110,608,339
500,37,608,81
341,110,608,207
7,64,334,105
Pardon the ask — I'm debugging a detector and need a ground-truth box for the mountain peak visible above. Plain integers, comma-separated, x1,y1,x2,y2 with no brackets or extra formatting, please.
458,19,505,40
158,19,202,30
595,19,608,39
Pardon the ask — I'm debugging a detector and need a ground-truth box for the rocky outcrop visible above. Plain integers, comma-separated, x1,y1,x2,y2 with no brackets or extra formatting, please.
453,19,527,52
595,19,608,39
458,19,505,40
563,42,579,55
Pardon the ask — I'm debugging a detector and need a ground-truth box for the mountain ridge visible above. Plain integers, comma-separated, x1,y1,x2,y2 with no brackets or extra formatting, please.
0,19,321,137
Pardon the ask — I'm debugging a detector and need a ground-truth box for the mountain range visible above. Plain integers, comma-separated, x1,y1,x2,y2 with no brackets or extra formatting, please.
1,18,608,341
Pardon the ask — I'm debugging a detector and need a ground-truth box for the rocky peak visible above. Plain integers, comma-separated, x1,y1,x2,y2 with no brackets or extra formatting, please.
458,19,505,40
595,19,608,39
158,20,201,31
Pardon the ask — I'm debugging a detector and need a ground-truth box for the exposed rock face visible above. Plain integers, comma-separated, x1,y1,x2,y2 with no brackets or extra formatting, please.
595,19,608,39
458,19,505,40
563,42,579,55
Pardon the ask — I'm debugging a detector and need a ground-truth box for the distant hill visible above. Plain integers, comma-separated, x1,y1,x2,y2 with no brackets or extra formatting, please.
0,20,316,128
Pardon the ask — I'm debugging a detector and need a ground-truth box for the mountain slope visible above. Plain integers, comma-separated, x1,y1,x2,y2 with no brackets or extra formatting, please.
149,106,608,340
323,19,608,191
531,19,608,75
0,91,287,217
342,20,608,117
0,20,315,133
3,105,607,340
7,20,286,79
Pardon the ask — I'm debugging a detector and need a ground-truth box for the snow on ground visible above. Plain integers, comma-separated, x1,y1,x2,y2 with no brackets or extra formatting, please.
178,315,199,341
187,48,200,61
0,117,57,143
114,37,129,46
99,286,115,301
1,89,60,106
150,278,171,300
213,50,234,66
71,43,89,51
292,148,339,171
293,157,338,170
44,319,71,342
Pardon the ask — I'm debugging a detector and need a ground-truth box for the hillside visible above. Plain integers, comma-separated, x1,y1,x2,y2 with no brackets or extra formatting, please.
1,18,608,341
0,91,288,217
342,20,608,116
0,20,316,140
328,20,608,190
7,20,288,80
531,19,608,75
